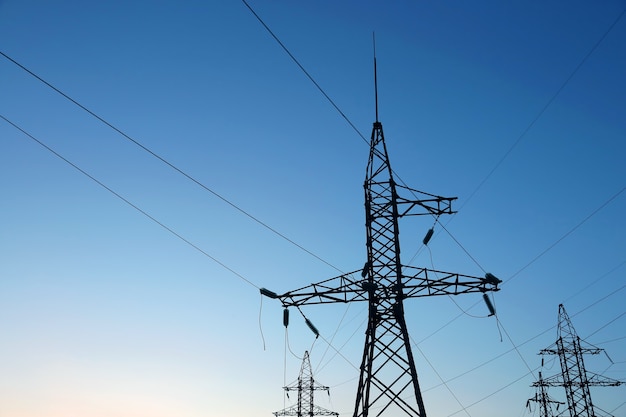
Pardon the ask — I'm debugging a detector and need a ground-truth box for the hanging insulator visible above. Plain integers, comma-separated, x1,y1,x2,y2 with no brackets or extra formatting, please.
422,228,434,245
483,293,496,316
283,308,289,327
484,273,502,285
260,288,278,298
361,261,370,278
305,318,319,337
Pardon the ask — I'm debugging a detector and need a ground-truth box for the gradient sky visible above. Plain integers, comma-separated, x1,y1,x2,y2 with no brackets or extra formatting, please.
1,1,625,417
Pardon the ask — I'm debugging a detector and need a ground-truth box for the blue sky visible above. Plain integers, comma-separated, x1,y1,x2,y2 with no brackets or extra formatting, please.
1,1,625,417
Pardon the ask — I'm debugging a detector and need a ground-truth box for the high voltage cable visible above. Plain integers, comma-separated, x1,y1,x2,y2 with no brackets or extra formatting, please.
457,6,626,211
1,114,258,290
415,189,626,347
0,50,343,275
242,0,626,284
241,0,369,146
505,186,626,285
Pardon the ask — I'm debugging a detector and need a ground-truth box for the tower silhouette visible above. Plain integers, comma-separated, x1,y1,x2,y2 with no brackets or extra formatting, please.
261,57,501,417
273,351,338,417
527,371,564,417
535,304,622,417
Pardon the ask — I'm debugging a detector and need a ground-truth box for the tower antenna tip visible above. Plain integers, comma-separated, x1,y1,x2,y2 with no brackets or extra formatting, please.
373,32,379,123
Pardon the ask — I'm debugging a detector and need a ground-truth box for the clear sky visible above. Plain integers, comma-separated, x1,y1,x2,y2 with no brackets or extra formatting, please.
1,1,625,417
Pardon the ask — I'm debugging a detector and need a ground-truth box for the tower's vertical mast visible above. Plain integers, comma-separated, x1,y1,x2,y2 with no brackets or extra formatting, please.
353,42,427,417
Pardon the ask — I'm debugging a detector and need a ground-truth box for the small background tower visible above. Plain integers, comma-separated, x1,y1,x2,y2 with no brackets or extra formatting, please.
527,371,564,417
535,304,622,417
273,351,338,417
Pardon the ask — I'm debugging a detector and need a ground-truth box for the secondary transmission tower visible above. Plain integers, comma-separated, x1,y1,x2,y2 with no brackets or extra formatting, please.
273,351,338,417
527,371,564,417
261,57,501,417
535,304,622,417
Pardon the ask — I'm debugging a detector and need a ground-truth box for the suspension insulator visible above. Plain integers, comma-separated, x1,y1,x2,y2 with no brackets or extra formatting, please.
305,318,319,337
361,261,370,278
483,293,496,316
283,308,289,327
423,228,434,245
484,273,501,285
260,288,278,298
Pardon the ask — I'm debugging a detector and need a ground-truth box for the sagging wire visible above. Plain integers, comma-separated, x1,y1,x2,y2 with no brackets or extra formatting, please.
259,294,267,350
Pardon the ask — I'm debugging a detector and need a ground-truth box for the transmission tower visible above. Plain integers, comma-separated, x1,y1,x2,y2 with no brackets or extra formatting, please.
261,57,501,417
527,371,564,417
536,304,622,417
273,351,338,417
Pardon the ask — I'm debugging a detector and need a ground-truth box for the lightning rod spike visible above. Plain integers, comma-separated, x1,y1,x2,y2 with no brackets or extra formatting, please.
373,31,379,123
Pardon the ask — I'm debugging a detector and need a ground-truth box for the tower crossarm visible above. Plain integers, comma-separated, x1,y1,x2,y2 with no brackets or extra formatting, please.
274,405,339,417
262,267,501,308
394,183,457,217
586,372,623,387
400,265,501,298
535,372,622,388
539,341,604,356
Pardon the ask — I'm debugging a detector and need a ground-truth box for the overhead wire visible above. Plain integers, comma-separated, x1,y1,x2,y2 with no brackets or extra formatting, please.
0,50,344,276
1,114,258,290
505,186,626,285
241,0,369,146
456,6,626,212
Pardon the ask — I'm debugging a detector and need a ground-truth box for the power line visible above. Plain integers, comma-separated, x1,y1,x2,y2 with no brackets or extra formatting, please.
241,0,369,146
1,114,258,290
0,50,343,275
458,7,626,211
505,187,626,285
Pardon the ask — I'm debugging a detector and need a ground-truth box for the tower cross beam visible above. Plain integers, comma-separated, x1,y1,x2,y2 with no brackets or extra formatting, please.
271,267,499,308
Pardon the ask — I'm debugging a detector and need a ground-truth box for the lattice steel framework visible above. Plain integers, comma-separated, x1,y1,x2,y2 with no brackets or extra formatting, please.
274,351,338,417
528,371,564,417
537,304,621,417
262,60,501,417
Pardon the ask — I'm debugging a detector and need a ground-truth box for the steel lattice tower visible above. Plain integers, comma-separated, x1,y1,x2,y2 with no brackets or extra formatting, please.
527,371,564,417
536,304,622,417
274,351,338,417
261,58,502,417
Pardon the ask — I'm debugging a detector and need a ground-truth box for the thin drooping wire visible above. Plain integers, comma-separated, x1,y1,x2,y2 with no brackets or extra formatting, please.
506,186,625,285
564,260,626,304
259,295,267,349
416,188,626,347
457,7,626,212
0,50,344,275
407,7,626,270
426,246,488,319
241,0,369,146
1,114,258,289
446,366,540,417
584,311,626,340
411,337,473,417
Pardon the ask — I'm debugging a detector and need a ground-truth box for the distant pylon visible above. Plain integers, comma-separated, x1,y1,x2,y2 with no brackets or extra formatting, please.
535,304,622,417
273,351,338,417
527,371,564,417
